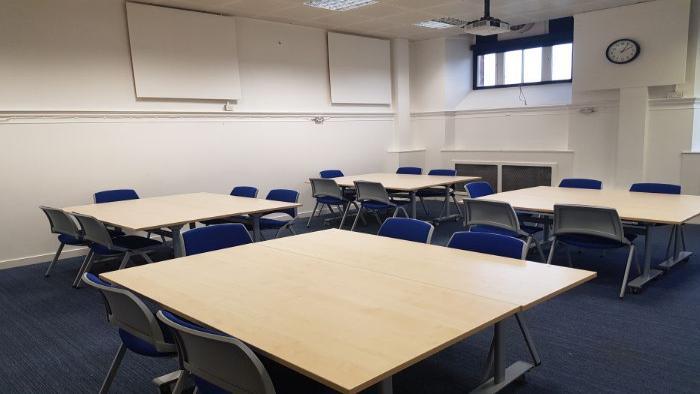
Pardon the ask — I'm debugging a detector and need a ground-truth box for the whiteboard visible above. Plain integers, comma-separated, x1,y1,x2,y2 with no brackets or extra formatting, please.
327,33,391,105
126,2,241,100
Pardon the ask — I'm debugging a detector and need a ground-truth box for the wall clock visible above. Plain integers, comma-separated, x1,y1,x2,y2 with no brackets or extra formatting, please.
606,38,640,64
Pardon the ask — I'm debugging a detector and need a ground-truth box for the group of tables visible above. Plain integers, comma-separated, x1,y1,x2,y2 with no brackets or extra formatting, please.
59,172,700,393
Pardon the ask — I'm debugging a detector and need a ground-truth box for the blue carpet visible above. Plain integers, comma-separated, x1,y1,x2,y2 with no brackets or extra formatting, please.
1,202,699,393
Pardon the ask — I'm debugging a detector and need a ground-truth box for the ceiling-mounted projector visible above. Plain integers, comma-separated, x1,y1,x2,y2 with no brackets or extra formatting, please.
463,0,511,36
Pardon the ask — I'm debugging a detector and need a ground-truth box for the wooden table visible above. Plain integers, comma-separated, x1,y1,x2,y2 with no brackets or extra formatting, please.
64,192,301,257
332,173,480,219
102,229,594,393
480,186,700,291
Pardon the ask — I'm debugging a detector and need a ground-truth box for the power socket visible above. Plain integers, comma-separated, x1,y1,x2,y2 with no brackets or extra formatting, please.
224,102,234,111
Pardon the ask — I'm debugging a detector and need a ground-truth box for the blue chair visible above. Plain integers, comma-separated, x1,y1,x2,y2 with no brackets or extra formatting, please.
377,217,434,244
416,169,461,217
558,178,602,189
547,204,639,298
183,224,253,256
255,189,299,239
351,181,409,231
307,178,359,229
464,181,495,198
157,310,276,394
202,186,259,226
630,183,681,194
94,189,140,204
83,273,177,393
396,167,422,175
445,232,540,367
320,169,344,179
40,206,90,278
447,231,527,260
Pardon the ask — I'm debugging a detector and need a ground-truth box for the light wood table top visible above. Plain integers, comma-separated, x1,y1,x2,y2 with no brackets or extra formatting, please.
263,229,596,310
331,173,480,191
64,192,301,231
101,243,518,394
478,186,700,225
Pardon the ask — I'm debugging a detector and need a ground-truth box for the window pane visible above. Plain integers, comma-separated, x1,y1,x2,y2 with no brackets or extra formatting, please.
523,47,542,83
504,50,522,85
481,53,496,87
552,43,572,80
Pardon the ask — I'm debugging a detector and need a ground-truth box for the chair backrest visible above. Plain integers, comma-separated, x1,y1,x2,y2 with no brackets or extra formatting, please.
354,181,391,205
231,186,258,198
378,217,434,244
183,224,252,256
310,178,344,200
83,273,172,352
94,189,140,204
39,206,82,238
265,189,299,218
558,178,602,190
319,169,344,179
629,183,681,195
447,231,527,260
552,204,627,244
428,169,456,176
72,213,114,249
396,166,422,175
465,181,495,198
157,310,276,394
464,199,521,234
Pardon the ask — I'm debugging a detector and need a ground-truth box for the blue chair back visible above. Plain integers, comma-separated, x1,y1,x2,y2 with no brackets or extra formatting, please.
629,183,681,195
157,310,276,394
94,189,140,204
183,224,252,256
396,167,422,175
428,169,456,176
558,178,602,190
266,189,299,218
447,232,527,260
377,217,434,244
231,186,258,198
320,170,344,179
465,181,495,198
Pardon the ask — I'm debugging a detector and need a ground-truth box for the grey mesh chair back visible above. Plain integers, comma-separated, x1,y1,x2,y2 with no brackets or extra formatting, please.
310,178,343,200
73,213,115,250
464,199,521,234
83,273,172,352
552,204,628,244
157,311,276,394
40,206,82,239
354,181,391,205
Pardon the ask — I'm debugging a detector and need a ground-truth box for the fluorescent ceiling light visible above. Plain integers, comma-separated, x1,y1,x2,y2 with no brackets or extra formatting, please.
415,18,467,30
304,0,377,11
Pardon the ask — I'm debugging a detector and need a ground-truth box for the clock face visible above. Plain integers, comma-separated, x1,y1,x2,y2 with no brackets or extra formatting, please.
606,39,640,64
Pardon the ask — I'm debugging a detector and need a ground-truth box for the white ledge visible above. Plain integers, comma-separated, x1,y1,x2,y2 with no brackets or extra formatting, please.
441,149,574,153
387,148,426,153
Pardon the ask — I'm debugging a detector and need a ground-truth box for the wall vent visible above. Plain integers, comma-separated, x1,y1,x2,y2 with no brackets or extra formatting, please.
455,161,554,193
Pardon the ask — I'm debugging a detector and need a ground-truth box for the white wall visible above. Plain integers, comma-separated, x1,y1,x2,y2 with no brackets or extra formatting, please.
0,0,398,266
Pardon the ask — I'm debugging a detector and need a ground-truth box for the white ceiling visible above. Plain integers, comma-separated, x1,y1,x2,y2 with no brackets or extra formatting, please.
140,0,652,40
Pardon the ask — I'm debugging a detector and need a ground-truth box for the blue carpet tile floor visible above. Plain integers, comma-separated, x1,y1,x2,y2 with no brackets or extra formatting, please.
1,201,700,393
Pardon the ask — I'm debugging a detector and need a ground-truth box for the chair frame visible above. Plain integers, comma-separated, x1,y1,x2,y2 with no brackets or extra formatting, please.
307,178,360,229
378,217,435,244
350,181,409,231
40,206,88,278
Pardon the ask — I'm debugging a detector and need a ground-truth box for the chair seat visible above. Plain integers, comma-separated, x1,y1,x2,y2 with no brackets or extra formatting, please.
318,196,345,205
362,201,394,211
557,234,628,249
93,235,163,255
118,329,175,358
57,234,86,246
470,225,520,238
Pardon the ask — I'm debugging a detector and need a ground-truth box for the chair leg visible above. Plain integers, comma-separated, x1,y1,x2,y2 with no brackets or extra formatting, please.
339,202,352,229
118,252,132,270
350,206,363,231
515,313,541,366
546,239,557,265
99,344,127,394
171,370,190,394
528,236,547,263
419,197,430,217
45,242,65,277
619,245,635,299
141,252,154,264
72,250,95,288
680,224,687,250
306,202,319,228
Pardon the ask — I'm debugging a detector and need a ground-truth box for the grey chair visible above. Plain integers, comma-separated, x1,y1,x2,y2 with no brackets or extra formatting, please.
39,206,90,278
71,213,165,288
82,273,177,393
547,204,638,298
307,178,359,229
464,199,546,262
350,181,409,231
157,310,276,394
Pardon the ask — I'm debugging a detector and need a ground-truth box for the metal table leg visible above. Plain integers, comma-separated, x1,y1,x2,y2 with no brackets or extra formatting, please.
627,223,664,292
409,191,417,219
657,224,693,270
378,377,393,394
169,224,185,258
252,215,262,242
470,321,535,394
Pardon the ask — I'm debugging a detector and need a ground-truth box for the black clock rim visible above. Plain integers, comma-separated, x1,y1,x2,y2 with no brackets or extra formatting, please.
606,38,640,64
